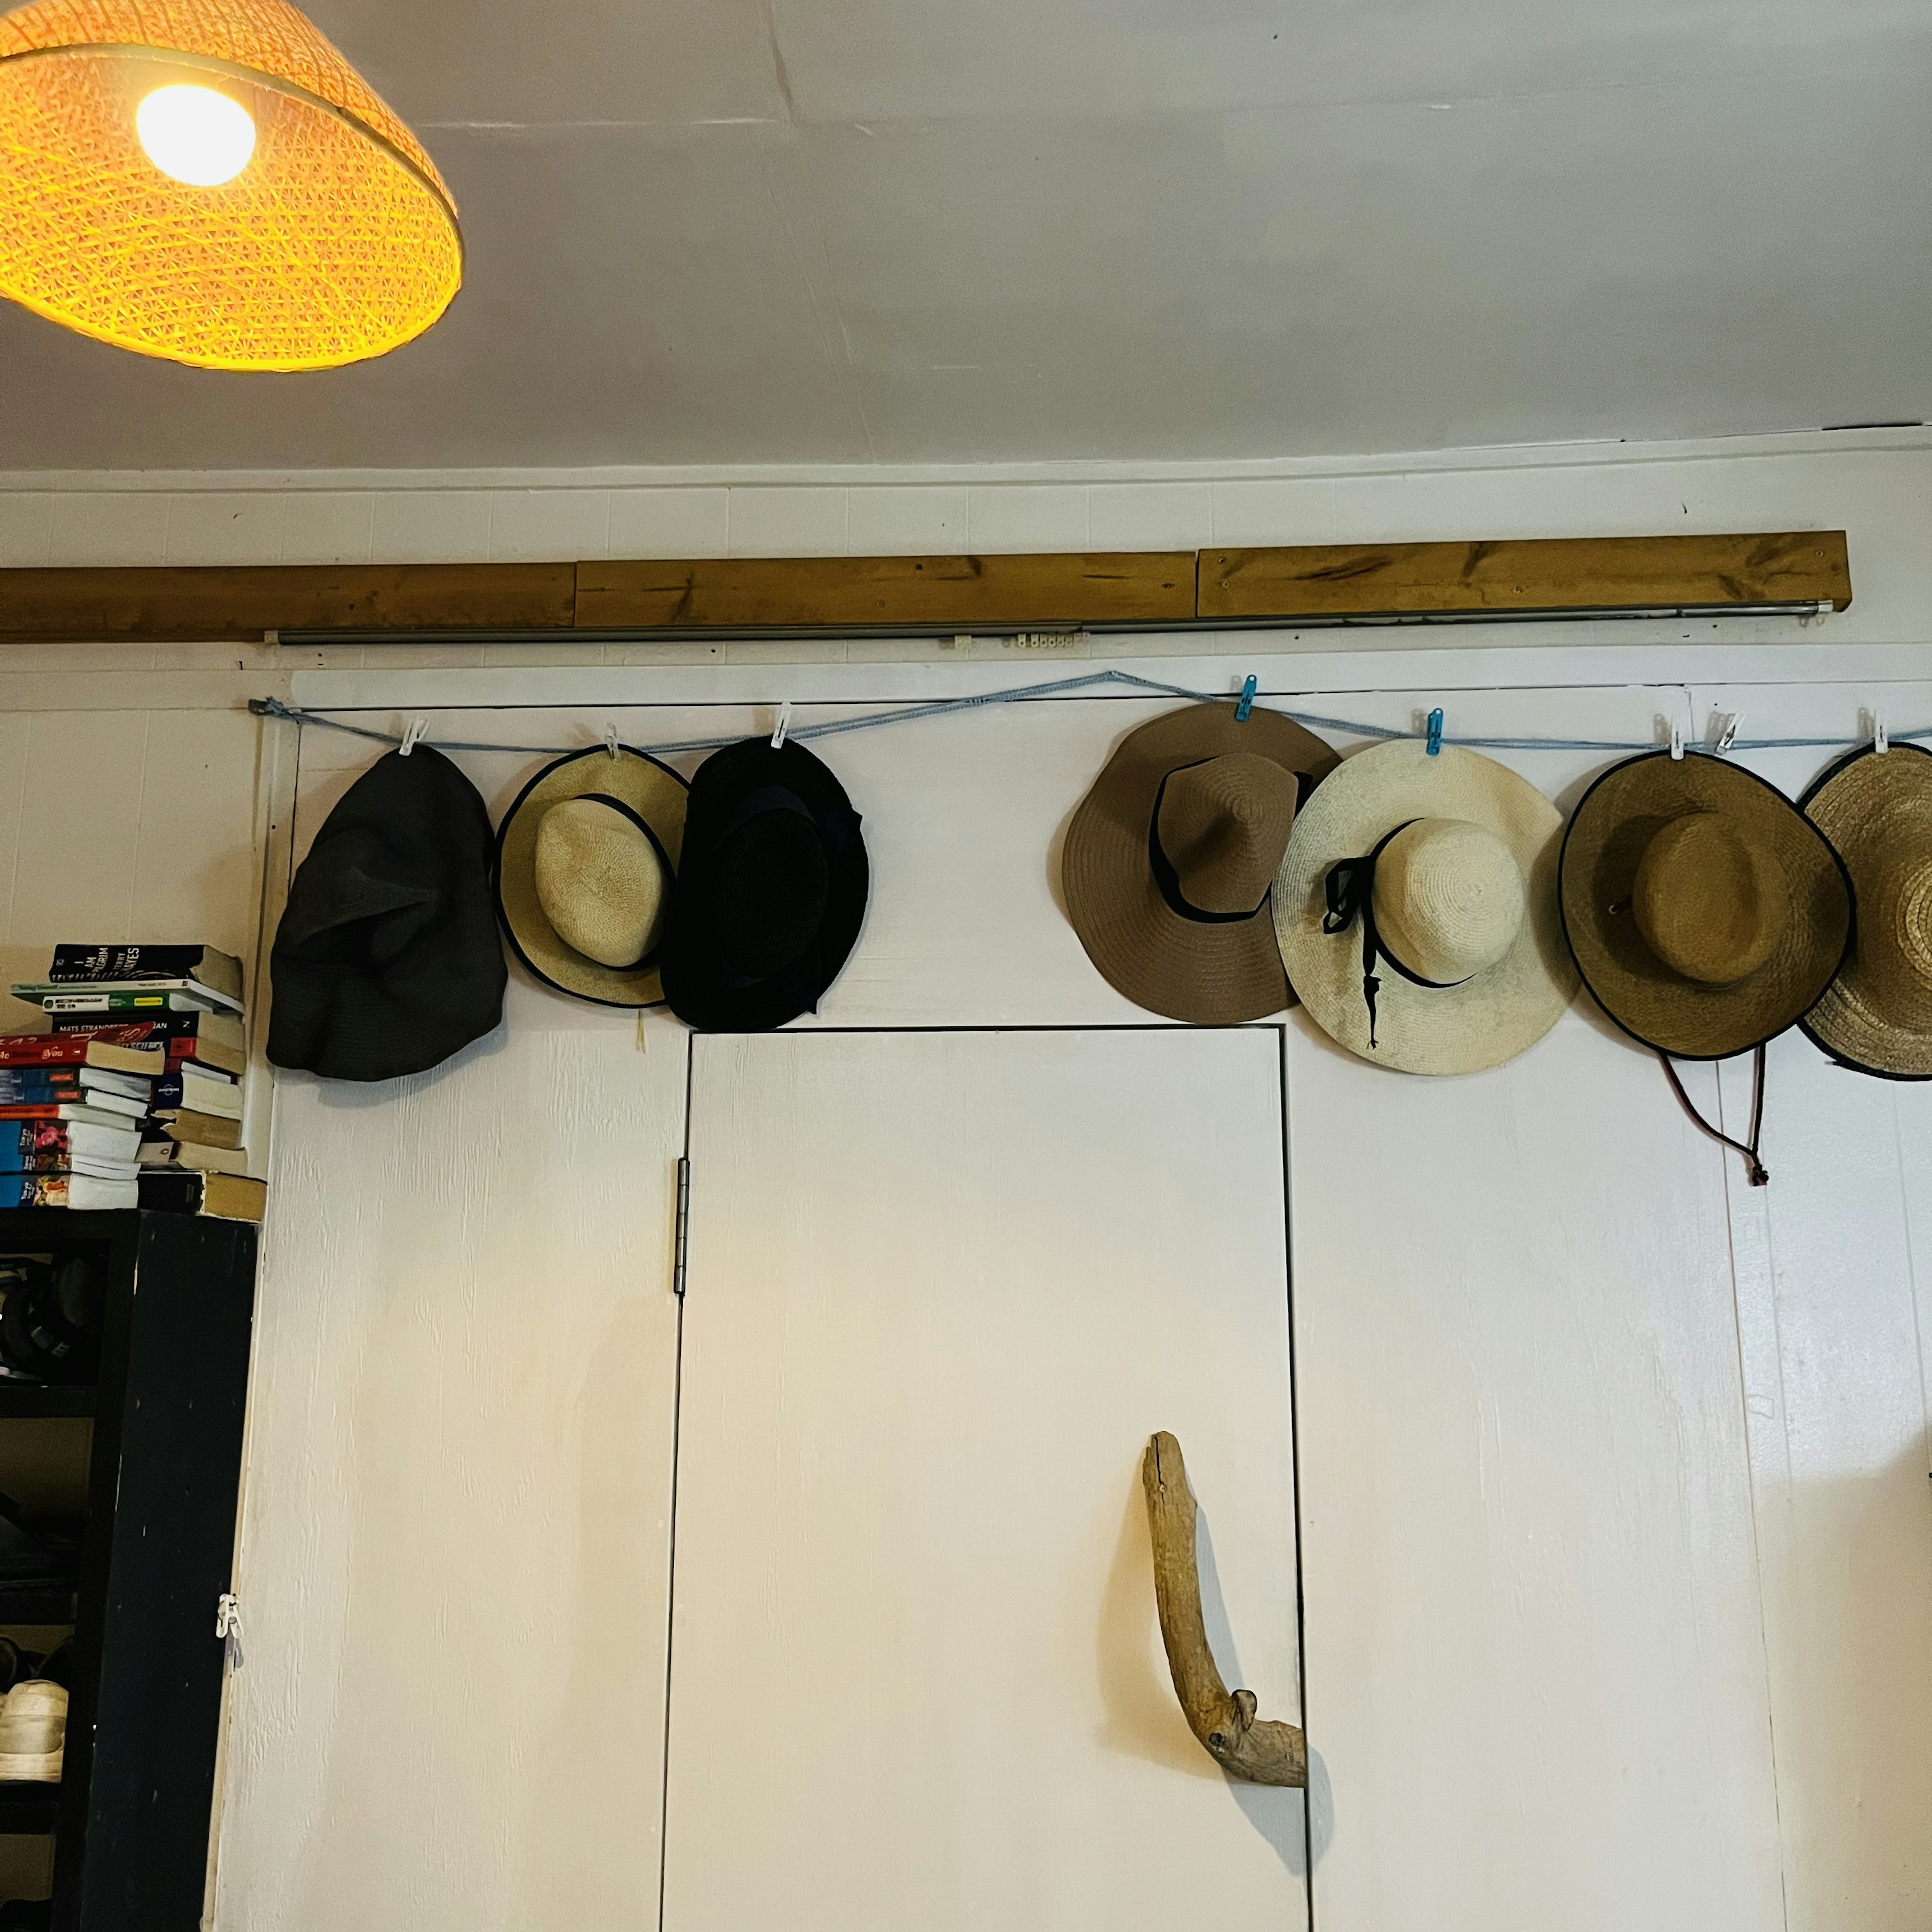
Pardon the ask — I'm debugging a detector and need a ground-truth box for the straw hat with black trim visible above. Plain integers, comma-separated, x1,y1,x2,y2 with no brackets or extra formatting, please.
1560,751,1852,1060
1062,703,1340,1025
1800,741,1932,1078
1272,740,1577,1075
495,745,689,1008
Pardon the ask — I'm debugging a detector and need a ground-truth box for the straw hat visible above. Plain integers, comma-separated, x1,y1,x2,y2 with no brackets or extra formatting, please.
1560,751,1852,1059
1800,742,1932,1077
1063,704,1339,1024
495,746,689,1008
1272,740,1576,1074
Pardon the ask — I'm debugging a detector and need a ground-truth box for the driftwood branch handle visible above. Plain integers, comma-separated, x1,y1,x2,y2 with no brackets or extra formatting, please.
1142,1430,1307,1788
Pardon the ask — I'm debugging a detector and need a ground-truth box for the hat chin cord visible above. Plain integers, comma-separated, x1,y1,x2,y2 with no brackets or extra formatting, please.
1657,1046,1769,1187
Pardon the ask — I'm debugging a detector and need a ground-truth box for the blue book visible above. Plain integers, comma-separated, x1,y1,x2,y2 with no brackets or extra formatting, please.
0,1073,79,1105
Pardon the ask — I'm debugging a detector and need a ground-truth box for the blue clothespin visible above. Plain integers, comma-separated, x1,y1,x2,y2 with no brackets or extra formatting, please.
1234,675,1257,723
1426,707,1444,756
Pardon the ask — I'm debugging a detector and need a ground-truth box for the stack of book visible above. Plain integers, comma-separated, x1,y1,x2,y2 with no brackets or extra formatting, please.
5,945,263,1223
0,1031,156,1210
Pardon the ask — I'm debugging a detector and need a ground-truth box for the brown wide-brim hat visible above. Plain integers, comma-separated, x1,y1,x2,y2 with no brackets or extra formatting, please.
496,745,689,1008
1800,741,1932,1077
1561,750,1852,1060
1063,703,1339,1024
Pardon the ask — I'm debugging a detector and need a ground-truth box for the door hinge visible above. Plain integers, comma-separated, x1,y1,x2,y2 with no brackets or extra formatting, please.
673,1156,690,1298
216,1592,244,1672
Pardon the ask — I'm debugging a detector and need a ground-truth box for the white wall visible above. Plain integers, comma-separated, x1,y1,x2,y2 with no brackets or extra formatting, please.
220,653,1929,1932
2,428,1928,1931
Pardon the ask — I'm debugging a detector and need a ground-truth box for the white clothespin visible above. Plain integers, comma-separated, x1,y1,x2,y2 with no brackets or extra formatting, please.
216,1592,245,1672
398,717,429,757
1668,719,1684,761
1874,709,1889,755
771,701,793,750
603,722,620,760
1714,711,1744,754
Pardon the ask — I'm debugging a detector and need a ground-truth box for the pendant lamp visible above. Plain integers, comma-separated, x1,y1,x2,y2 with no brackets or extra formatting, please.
0,0,462,371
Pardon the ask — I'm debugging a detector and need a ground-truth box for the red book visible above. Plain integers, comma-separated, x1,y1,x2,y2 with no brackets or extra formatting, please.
51,1016,241,1078
0,1102,138,1129
0,1027,166,1075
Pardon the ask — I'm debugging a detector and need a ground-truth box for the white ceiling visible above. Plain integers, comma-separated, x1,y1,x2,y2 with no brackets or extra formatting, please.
2,0,1928,471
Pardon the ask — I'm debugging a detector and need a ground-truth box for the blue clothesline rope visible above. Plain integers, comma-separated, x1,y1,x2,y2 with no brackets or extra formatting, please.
248,672,1923,761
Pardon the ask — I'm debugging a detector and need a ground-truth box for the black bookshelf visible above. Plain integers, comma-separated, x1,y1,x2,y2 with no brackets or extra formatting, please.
0,1211,257,1932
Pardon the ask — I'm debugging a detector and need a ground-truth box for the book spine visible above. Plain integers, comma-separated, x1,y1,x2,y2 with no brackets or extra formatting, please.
0,1122,76,1172
0,1036,91,1068
0,1173,68,1209
135,1170,203,1212
0,1075,80,1103
37,990,220,1015
53,1014,219,1044
47,945,208,983
0,1149,72,1175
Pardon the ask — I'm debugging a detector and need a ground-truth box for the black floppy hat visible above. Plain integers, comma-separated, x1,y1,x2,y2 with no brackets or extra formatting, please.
660,736,869,1031
268,746,507,1081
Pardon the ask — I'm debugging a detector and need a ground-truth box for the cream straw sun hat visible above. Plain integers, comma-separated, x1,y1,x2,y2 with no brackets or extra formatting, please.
1272,740,1577,1074
495,745,689,1008
1800,741,1932,1078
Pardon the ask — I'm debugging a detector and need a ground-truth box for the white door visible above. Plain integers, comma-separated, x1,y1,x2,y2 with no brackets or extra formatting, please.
663,1028,1306,1932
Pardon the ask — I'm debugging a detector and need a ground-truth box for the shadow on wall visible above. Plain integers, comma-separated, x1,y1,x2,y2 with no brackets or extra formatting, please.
1093,1469,1330,1880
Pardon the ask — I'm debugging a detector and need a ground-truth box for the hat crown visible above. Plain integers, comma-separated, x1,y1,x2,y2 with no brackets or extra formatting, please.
1871,854,1932,994
534,797,668,970
1157,754,1298,915
1372,817,1524,982
1633,812,1787,986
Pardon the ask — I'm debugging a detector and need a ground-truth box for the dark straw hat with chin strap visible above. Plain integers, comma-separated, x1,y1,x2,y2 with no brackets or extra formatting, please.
660,735,869,1031
1560,748,1854,1183
269,745,508,1081
1063,703,1339,1024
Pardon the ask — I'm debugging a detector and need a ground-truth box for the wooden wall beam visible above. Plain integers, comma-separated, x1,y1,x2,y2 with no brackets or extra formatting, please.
0,533,1851,639
573,552,1197,630
1199,532,1851,621
0,564,576,641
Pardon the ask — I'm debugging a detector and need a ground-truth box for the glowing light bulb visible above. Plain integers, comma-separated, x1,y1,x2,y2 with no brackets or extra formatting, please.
135,84,256,187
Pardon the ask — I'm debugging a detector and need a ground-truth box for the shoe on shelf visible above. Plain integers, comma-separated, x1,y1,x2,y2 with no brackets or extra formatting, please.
0,1681,65,1783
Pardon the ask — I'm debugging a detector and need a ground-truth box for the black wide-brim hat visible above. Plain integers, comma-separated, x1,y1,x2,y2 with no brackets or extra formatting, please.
660,736,869,1031
268,746,507,1081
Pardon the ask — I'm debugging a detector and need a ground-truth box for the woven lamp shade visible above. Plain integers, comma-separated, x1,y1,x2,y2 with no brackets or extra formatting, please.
0,0,461,370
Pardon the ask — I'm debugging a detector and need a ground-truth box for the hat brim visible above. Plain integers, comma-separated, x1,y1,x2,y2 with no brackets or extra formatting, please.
1799,740,1932,1078
660,738,870,1031
495,747,689,1008
1273,740,1577,1075
1561,751,1852,1060
1063,704,1340,1025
